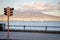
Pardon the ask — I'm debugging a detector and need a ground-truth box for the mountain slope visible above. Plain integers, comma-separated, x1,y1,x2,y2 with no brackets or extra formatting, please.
0,12,60,21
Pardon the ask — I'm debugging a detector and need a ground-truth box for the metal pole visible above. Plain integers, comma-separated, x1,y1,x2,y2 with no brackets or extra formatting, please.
24,25,25,31
7,15,10,39
7,7,10,39
45,26,47,31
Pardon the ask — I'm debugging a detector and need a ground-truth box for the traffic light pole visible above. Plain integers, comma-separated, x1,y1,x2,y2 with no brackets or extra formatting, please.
7,7,10,39
4,7,14,39
7,15,10,39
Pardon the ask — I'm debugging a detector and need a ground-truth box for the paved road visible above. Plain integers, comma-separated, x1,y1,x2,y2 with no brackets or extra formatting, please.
0,32,60,40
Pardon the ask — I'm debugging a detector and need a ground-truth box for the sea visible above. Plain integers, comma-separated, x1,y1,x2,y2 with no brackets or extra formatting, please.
0,21,60,31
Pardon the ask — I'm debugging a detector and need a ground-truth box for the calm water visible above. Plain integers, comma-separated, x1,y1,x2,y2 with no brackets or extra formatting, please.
0,21,60,31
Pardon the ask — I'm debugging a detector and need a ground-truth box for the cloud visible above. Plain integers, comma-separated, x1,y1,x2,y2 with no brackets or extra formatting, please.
14,2,46,11
15,2,60,11
14,2,60,17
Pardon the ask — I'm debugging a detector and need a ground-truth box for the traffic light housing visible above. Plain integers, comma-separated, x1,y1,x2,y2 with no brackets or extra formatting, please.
10,8,14,16
4,8,7,15
4,7,14,16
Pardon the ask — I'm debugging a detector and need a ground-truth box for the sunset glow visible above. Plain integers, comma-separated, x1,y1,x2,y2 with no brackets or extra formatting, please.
0,0,60,21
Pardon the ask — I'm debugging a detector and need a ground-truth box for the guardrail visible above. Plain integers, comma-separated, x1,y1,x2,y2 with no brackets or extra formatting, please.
5,25,60,31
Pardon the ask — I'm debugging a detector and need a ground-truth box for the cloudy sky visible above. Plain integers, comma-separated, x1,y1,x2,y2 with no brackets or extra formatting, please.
0,0,60,18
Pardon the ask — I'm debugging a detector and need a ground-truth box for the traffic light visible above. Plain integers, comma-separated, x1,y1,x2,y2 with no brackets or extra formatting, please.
4,7,14,16
4,8,7,15
10,8,14,16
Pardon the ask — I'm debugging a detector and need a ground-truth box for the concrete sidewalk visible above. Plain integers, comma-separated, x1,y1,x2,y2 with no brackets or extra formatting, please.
0,31,60,40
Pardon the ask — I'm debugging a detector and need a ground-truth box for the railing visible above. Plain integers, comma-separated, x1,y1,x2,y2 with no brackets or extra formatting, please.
5,25,60,31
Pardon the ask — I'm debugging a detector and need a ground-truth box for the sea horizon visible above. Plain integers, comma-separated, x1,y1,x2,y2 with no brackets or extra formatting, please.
0,21,60,31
